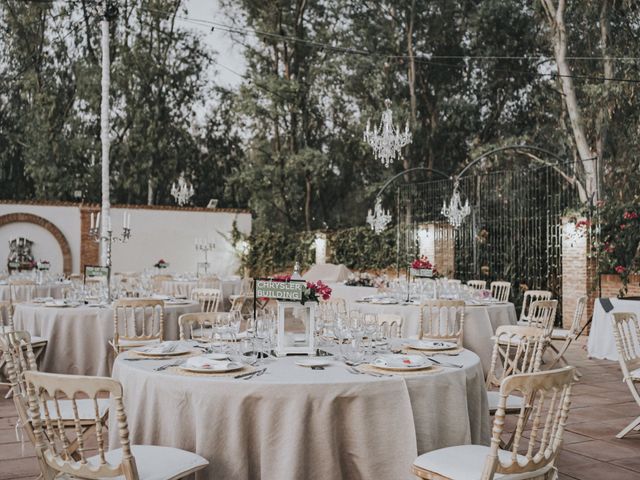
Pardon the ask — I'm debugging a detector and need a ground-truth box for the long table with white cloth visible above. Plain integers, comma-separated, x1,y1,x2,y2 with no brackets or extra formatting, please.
587,297,640,361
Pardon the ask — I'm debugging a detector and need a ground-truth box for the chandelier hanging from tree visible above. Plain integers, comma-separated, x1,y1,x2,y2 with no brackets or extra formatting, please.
367,197,392,234
441,180,471,228
171,173,195,206
363,99,412,167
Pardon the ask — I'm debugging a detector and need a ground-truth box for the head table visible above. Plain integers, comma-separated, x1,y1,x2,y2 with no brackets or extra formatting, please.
160,277,242,309
110,345,489,480
12,301,200,376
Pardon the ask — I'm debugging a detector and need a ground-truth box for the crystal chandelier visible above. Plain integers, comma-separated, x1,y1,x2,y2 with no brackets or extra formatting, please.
441,180,470,228
171,173,194,206
363,99,412,167
367,197,392,234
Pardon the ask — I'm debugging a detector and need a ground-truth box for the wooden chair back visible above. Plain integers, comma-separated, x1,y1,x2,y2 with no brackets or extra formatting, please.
419,300,465,345
112,299,164,352
467,280,486,290
239,277,254,295
377,313,404,338
151,274,172,293
179,312,232,341
482,367,576,479
197,275,221,290
611,312,640,381
191,288,221,313
567,296,587,337
487,325,546,390
0,301,13,332
24,371,138,480
229,295,248,314
524,300,558,336
520,290,552,322
9,279,36,304
490,281,511,302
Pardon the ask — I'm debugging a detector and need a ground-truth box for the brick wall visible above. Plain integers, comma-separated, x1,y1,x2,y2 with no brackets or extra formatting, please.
600,274,640,298
79,205,100,271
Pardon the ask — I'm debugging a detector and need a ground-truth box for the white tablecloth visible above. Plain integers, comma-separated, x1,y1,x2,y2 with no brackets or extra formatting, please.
13,301,200,376
160,279,241,309
587,298,640,360
110,346,489,480
345,299,516,375
0,282,69,302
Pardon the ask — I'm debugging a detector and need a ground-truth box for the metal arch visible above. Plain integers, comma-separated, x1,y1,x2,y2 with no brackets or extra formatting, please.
374,167,449,199
457,145,573,180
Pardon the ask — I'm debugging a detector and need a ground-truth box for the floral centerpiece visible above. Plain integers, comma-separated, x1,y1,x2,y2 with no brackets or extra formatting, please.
410,256,440,278
154,259,169,269
270,274,332,304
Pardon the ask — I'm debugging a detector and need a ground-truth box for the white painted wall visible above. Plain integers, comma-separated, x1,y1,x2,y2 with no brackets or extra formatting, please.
0,204,80,273
109,207,251,277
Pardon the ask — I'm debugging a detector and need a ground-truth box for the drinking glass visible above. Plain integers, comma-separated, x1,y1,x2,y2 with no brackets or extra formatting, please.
239,337,258,365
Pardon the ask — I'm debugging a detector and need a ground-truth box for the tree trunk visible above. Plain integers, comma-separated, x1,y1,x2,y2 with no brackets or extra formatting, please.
541,0,596,203
595,0,613,195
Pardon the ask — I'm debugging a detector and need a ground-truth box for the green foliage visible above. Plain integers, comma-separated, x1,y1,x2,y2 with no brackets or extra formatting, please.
597,199,640,277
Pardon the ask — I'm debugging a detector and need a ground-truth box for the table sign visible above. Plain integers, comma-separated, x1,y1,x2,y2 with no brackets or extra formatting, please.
84,265,110,282
410,267,433,278
254,279,316,356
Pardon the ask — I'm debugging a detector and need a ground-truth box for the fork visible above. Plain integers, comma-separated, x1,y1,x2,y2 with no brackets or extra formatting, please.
155,359,186,371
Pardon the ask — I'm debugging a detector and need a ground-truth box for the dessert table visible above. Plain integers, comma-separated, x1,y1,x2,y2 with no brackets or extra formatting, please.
110,346,489,480
588,297,640,360
13,300,200,376
346,300,516,375
0,281,70,302
160,278,242,308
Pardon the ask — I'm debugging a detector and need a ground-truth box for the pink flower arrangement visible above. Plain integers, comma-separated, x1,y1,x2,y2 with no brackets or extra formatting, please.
308,280,332,301
623,211,639,220
615,265,626,274
411,257,433,270
575,219,591,230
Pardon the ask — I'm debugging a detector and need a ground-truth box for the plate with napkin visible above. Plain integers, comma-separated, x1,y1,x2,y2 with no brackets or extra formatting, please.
180,355,243,373
407,340,458,351
134,342,190,357
371,354,431,372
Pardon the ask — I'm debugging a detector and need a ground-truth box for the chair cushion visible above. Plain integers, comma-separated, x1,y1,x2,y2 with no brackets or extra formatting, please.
413,444,553,480
551,329,570,340
41,398,109,421
487,391,524,412
117,338,161,348
62,445,208,480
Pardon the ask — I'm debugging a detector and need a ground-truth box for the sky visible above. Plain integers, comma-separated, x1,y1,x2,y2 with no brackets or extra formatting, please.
181,0,246,88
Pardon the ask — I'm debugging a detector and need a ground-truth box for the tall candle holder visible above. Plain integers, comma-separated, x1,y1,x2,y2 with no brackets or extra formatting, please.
195,238,215,276
88,211,132,301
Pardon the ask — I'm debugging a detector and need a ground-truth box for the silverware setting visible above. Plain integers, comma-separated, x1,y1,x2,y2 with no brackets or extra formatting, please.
346,366,391,378
234,367,266,380
424,356,463,369
155,359,186,371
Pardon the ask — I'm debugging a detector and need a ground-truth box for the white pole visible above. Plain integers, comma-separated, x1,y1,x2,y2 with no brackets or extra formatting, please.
100,1,111,265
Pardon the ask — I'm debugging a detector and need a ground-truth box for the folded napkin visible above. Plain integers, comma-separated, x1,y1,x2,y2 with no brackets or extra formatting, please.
185,356,234,370
140,342,179,354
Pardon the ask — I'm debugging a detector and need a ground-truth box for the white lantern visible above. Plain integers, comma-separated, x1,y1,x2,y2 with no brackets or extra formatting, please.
275,300,317,356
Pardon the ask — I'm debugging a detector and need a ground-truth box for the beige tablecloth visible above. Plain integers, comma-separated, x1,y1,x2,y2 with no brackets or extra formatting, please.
160,279,241,309
110,346,489,480
0,282,69,302
13,301,200,376
347,301,517,375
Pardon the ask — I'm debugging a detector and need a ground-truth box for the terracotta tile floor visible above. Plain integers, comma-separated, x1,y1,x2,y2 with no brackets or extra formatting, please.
1,339,639,479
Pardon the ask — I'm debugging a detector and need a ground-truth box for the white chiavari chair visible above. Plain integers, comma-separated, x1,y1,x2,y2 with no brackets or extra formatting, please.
151,274,173,294
413,367,576,480
377,313,405,338
111,299,164,354
0,297,47,370
197,275,221,290
486,325,546,414
9,278,36,305
0,331,109,456
467,280,486,290
191,288,221,313
179,312,233,342
518,290,552,325
548,296,587,369
520,299,558,337
611,312,640,438
229,294,250,317
419,300,465,346
24,371,208,480
490,281,511,303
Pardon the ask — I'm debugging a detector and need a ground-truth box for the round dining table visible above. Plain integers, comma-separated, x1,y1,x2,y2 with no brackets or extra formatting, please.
0,281,70,302
110,345,489,480
13,300,200,376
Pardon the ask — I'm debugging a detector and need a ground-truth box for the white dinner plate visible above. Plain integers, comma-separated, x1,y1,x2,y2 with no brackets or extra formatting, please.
165,300,192,305
179,362,243,374
295,359,330,368
408,340,458,351
371,354,432,371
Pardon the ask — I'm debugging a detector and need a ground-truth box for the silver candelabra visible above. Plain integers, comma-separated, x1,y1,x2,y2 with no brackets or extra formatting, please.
89,211,132,300
195,238,215,276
